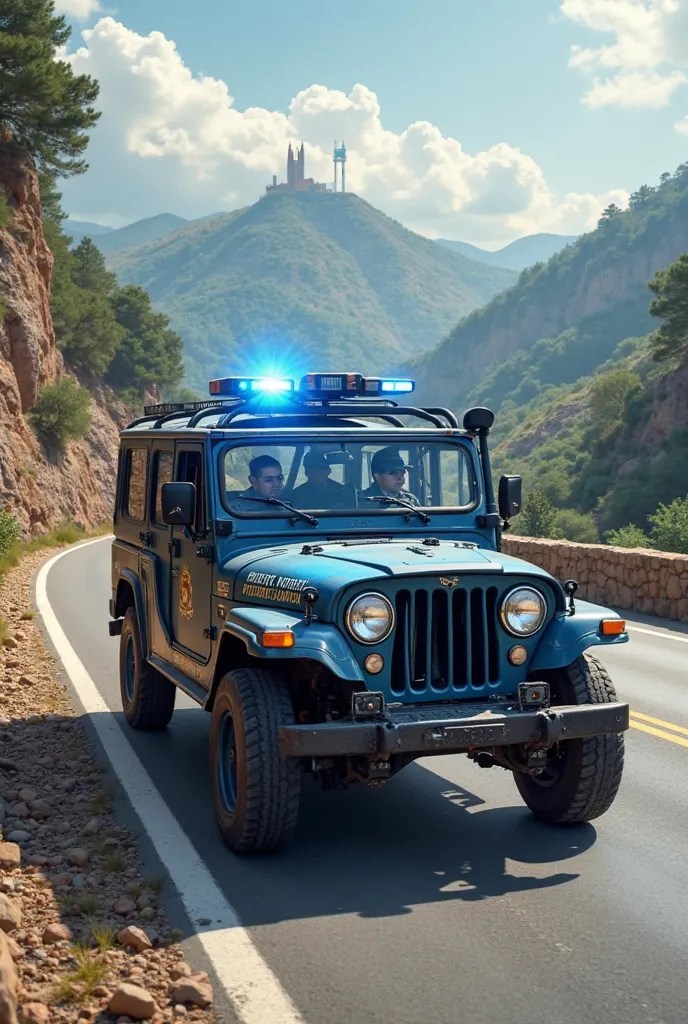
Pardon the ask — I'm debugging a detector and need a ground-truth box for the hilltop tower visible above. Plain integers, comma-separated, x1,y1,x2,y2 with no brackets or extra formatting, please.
333,141,347,193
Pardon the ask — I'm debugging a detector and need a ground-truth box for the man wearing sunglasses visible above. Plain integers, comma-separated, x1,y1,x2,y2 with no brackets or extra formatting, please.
361,447,420,506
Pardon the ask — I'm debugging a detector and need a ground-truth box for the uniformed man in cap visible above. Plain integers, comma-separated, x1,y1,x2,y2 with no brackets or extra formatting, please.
288,450,351,509
360,447,420,506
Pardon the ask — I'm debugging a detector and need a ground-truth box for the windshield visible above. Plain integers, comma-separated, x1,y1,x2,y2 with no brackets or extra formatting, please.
221,439,478,517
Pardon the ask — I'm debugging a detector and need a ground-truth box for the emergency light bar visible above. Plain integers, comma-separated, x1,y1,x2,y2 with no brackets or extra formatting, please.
298,373,415,397
208,373,416,401
209,376,295,396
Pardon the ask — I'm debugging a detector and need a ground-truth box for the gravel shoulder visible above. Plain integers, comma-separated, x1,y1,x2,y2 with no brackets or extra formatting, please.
0,544,222,1024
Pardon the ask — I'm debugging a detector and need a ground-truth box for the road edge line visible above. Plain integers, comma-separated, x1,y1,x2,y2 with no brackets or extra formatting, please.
627,625,688,644
35,538,304,1024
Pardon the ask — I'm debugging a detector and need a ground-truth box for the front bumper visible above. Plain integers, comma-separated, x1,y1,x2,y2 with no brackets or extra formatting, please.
278,698,630,758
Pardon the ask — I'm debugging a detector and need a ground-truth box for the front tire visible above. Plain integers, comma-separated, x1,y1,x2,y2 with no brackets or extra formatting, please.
209,667,302,854
119,607,176,729
514,653,625,824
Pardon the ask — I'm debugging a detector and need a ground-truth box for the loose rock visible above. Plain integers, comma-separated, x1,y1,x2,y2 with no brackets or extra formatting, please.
108,982,157,1019
0,847,20,872
18,1004,49,1023
170,978,213,1008
114,898,137,916
0,896,21,934
64,848,88,867
0,930,18,1024
41,922,71,944
118,926,152,953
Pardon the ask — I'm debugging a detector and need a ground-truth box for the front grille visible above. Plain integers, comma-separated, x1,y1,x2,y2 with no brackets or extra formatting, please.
390,585,501,697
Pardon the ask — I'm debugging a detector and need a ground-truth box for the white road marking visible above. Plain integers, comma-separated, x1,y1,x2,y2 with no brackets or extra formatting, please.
627,625,688,644
35,538,304,1024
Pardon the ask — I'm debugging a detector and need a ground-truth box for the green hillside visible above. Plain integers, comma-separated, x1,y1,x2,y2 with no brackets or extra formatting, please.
414,162,688,415
105,191,517,393
424,161,688,551
95,213,190,254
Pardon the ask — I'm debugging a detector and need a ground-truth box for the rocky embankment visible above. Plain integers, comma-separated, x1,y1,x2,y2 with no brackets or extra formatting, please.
0,548,220,1023
0,137,129,538
502,536,688,622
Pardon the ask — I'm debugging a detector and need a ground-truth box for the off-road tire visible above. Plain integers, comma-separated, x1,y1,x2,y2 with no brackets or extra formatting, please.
209,667,301,854
119,607,176,729
514,653,625,824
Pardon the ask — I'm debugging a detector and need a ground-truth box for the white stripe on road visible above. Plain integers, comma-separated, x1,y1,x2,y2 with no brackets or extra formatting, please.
35,538,304,1024
627,625,688,644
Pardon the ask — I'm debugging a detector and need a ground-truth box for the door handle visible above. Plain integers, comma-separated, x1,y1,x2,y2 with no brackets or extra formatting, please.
171,568,179,578
139,531,154,547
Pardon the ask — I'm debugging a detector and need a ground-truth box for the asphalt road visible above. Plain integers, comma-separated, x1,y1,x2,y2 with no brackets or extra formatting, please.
44,537,688,1024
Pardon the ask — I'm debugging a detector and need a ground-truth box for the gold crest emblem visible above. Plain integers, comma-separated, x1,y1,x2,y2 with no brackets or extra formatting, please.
179,565,194,619
440,576,460,589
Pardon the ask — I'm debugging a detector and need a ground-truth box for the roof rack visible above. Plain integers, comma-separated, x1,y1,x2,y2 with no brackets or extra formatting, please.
126,393,461,432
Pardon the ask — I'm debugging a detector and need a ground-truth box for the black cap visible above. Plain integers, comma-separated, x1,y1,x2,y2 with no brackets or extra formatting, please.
371,447,413,474
303,450,331,470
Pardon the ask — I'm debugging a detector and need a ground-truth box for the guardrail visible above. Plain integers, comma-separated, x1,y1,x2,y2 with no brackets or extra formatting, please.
501,536,688,623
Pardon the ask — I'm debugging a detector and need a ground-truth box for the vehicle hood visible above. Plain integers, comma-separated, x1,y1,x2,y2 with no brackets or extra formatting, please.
221,539,559,617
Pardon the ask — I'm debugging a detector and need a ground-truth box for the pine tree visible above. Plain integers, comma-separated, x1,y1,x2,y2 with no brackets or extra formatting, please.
0,0,100,176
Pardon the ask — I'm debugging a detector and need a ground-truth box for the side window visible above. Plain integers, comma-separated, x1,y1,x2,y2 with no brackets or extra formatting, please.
176,449,205,531
124,448,149,521
440,449,473,507
152,450,173,524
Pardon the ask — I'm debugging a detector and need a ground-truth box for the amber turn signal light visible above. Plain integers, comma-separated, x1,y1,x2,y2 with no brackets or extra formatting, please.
599,619,625,636
261,631,295,648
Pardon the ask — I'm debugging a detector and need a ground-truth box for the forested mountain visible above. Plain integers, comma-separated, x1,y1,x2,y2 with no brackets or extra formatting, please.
436,233,578,271
104,191,518,393
414,164,688,415
416,163,688,549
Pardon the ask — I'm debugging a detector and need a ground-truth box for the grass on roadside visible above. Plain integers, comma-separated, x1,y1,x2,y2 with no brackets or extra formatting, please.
0,518,111,582
54,944,109,1004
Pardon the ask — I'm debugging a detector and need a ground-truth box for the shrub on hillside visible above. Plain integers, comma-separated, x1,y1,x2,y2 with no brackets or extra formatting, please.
647,496,688,554
552,508,598,544
28,378,92,447
603,524,650,548
0,510,20,559
517,490,557,538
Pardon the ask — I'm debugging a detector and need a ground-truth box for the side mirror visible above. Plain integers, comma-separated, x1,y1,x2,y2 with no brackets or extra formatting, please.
161,482,196,526
498,475,522,519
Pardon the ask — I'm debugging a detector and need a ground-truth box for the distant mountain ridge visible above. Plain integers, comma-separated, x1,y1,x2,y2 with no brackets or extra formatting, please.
436,232,578,271
104,191,518,392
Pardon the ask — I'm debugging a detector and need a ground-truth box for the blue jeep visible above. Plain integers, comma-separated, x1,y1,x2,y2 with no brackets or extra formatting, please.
108,371,630,853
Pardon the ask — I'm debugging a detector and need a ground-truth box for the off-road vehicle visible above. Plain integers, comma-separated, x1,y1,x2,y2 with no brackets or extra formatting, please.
108,371,629,853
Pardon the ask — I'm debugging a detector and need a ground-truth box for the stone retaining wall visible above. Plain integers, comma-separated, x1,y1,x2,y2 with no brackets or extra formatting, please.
501,536,688,623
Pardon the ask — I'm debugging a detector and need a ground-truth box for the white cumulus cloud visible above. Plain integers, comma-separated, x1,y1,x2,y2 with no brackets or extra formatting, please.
55,0,102,18
60,17,628,244
561,0,688,125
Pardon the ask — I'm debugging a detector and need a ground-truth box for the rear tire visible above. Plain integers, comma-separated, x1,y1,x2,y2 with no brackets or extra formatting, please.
514,653,625,824
119,607,176,729
209,667,302,854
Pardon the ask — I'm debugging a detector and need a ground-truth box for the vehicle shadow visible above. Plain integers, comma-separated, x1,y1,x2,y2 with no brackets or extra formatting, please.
97,706,598,932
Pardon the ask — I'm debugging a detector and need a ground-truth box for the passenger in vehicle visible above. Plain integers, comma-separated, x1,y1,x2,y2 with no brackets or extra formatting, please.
228,455,286,509
287,450,353,509
360,447,420,506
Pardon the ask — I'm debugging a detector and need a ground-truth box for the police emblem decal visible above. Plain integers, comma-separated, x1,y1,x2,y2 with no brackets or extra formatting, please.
179,565,194,618
440,576,460,589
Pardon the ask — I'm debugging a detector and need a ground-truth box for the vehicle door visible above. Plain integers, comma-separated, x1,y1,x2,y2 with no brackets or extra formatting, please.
169,442,214,661
147,442,175,650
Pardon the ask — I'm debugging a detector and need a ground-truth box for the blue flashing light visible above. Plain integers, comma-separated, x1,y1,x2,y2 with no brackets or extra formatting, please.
210,376,294,397
362,377,415,396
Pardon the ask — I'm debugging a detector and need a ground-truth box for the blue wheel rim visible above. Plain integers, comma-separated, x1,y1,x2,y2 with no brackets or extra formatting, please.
217,711,238,816
124,634,135,703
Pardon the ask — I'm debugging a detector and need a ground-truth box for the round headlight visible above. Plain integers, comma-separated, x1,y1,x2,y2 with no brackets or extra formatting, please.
500,586,546,637
346,592,394,645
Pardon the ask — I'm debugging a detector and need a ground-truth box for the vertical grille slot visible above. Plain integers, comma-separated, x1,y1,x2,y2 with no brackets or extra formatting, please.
390,583,502,697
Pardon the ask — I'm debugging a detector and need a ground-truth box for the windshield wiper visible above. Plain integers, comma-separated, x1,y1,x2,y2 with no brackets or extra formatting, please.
366,495,431,523
242,495,319,526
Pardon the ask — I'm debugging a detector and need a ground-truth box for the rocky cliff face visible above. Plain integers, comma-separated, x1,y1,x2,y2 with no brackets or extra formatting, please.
0,139,128,536
413,191,688,411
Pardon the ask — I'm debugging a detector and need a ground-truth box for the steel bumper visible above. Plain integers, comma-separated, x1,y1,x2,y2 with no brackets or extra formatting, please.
278,700,630,758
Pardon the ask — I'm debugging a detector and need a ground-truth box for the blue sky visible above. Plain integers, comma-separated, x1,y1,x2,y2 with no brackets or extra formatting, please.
57,0,688,244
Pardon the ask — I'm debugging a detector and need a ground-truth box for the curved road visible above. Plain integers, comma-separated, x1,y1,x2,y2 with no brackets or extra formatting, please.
40,537,688,1024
